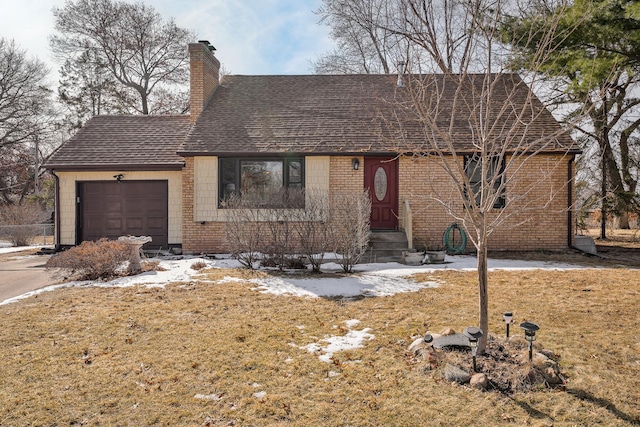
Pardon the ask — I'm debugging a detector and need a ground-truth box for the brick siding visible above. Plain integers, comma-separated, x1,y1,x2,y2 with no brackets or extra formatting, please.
189,43,220,124
181,154,575,253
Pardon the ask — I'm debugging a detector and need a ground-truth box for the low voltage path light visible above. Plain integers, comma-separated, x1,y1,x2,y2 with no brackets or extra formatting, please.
520,321,540,362
424,334,433,344
503,311,514,338
463,327,483,372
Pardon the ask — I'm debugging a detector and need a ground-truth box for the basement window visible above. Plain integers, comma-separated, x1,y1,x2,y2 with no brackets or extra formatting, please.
219,157,304,208
464,154,506,209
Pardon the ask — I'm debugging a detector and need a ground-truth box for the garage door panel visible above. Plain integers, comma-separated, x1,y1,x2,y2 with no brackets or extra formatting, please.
105,219,123,230
125,218,143,230
147,218,164,230
79,181,168,249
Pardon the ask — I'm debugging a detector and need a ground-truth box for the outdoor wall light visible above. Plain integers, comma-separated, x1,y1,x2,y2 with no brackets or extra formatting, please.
424,334,433,344
464,326,483,372
352,158,360,170
503,311,514,338
520,321,540,362
113,174,124,181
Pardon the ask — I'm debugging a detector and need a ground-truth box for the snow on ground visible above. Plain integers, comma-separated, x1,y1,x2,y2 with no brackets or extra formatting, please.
0,244,53,254
302,319,375,363
1,250,589,306
216,256,585,299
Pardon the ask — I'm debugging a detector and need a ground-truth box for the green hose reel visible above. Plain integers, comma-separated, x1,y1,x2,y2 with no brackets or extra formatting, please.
443,223,467,254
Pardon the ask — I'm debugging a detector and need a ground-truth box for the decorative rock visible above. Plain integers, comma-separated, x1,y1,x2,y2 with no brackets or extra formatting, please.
540,349,560,361
408,337,427,356
443,364,471,384
427,350,444,367
533,352,559,372
440,328,456,336
543,367,563,385
470,373,489,390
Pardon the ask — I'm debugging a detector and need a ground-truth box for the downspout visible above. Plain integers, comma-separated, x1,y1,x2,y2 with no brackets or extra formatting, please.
567,156,574,249
53,171,61,251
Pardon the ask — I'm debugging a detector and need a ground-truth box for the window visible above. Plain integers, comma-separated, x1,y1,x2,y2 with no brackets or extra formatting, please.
464,154,505,209
219,157,304,207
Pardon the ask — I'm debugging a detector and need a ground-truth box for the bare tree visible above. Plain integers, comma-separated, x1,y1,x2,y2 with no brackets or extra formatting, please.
319,0,584,351
57,46,125,131
314,0,408,74
0,38,54,204
50,0,195,115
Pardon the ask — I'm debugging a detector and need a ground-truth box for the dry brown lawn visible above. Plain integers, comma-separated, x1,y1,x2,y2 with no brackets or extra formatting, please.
1,235,640,426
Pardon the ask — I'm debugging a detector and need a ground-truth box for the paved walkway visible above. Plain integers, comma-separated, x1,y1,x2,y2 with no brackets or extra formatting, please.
0,252,56,303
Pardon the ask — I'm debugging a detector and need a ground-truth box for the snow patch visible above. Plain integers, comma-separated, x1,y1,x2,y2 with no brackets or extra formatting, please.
303,319,375,363
194,393,223,401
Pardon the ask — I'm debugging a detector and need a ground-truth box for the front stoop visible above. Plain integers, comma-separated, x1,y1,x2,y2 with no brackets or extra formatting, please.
366,230,409,263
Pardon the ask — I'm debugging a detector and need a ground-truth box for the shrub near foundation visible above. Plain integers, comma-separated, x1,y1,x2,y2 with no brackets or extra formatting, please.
46,238,131,280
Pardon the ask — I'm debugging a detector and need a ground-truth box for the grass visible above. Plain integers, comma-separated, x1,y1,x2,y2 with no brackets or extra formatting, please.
1,237,640,425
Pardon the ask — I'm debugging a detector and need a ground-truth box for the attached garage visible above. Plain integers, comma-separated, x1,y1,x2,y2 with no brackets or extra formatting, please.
77,181,168,249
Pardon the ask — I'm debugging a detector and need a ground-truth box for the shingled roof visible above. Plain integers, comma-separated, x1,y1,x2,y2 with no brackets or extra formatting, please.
180,73,578,156
45,115,190,170
45,73,578,171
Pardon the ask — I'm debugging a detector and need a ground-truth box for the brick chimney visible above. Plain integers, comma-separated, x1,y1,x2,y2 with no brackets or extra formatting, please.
189,40,220,123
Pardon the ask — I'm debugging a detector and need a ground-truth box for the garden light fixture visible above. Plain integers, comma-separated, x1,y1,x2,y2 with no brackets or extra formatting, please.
463,326,483,372
503,311,513,338
423,334,433,344
520,321,540,362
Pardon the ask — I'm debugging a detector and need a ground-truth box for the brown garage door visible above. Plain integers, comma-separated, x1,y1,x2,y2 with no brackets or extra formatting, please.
78,181,168,249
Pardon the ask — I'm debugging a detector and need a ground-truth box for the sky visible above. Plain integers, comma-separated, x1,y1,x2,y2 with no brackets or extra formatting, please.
0,0,334,81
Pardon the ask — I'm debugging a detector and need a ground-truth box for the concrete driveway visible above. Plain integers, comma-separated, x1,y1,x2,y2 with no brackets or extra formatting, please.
0,250,56,303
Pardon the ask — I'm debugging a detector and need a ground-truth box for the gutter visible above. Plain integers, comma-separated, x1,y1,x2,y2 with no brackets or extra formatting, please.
53,171,61,251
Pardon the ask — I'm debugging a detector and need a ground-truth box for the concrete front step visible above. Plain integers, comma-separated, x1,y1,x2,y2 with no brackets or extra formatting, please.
366,231,409,263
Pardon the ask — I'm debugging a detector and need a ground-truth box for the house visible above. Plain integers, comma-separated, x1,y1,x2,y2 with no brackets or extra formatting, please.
45,41,580,254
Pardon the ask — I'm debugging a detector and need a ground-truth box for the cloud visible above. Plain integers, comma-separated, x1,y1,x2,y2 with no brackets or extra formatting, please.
0,0,334,77
166,0,333,75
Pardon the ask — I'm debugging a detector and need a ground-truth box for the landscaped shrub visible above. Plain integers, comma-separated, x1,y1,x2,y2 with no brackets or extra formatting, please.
224,188,371,273
46,238,131,281
223,192,267,269
262,189,305,270
329,190,371,273
291,189,332,272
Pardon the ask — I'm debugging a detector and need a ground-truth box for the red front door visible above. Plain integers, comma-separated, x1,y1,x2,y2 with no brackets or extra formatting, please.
364,157,398,229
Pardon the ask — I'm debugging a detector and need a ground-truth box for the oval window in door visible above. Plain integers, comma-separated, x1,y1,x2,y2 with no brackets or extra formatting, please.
374,167,387,201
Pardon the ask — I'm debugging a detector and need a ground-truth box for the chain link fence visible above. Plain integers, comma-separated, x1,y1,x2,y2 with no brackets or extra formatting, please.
0,223,55,246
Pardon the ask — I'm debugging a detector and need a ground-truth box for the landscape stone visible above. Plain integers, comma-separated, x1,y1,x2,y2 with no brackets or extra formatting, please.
440,328,456,336
443,364,471,384
408,337,428,355
470,373,489,390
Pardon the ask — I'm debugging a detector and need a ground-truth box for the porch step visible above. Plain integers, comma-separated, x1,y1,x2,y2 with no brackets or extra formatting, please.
365,231,409,263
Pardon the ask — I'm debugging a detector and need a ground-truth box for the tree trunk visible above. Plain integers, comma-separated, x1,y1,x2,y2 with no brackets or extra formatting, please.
477,231,489,355
619,210,630,229
600,135,608,240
